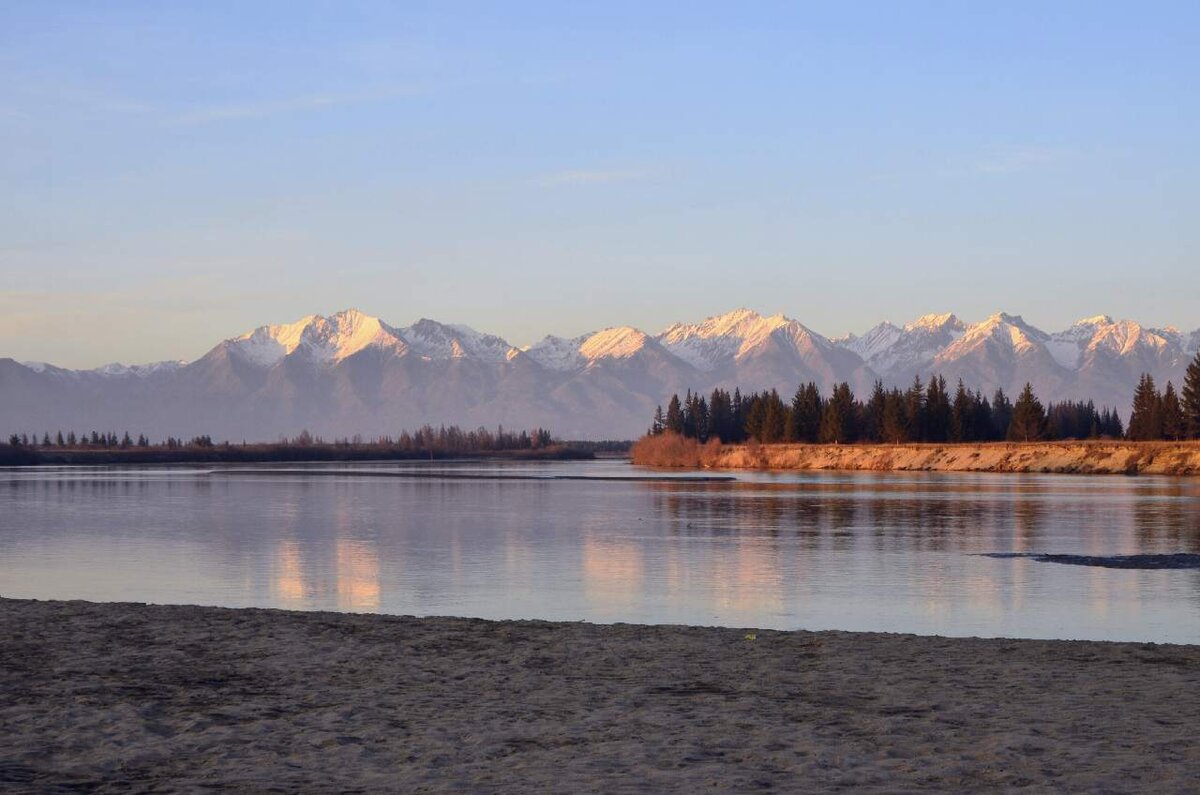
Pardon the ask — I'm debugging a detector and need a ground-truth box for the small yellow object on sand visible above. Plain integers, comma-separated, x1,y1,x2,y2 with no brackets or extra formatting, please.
744,633,757,641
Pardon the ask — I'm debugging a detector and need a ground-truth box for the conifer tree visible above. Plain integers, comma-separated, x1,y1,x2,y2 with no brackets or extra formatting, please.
862,381,886,443
1127,374,1163,441
1182,351,1200,439
1007,383,1045,442
708,388,732,442
819,383,858,444
924,375,951,442
731,388,744,440
744,396,767,442
904,375,925,441
950,379,972,442
665,394,684,435
971,391,994,442
651,405,666,436
762,390,787,443
789,382,823,443
1161,381,1184,441
880,388,909,443
991,388,1013,441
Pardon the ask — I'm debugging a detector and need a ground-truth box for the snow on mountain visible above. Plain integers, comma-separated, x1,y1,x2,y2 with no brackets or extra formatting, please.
838,313,963,377
4,307,1198,441
935,312,1049,364
93,360,188,378
522,334,588,371
295,310,409,362
227,314,322,366
656,308,795,370
397,319,517,363
1045,316,1114,369
840,322,902,363
577,327,654,362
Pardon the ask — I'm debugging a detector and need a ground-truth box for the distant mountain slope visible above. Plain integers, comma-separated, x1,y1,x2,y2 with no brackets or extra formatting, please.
3,308,1197,440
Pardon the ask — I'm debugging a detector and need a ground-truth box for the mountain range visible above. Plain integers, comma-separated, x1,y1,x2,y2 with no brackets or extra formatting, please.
3,308,1198,440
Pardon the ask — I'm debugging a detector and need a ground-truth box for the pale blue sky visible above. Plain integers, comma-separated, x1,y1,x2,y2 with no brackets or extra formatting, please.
2,1,1197,367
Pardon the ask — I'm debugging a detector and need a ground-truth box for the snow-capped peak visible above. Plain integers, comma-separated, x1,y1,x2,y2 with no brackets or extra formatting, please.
937,312,1049,362
522,334,589,371
904,312,963,333
579,327,651,361
656,308,798,370
93,360,188,378
841,321,903,362
295,309,406,362
397,319,517,363
228,314,322,366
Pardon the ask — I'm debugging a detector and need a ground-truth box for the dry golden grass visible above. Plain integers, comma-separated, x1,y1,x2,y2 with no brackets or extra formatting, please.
631,435,1200,476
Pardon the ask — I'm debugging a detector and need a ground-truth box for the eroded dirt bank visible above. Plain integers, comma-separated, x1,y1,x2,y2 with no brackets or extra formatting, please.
632,436,1200,475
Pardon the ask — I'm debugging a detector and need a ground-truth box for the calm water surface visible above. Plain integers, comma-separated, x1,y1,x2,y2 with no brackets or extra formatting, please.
2,460,1198,643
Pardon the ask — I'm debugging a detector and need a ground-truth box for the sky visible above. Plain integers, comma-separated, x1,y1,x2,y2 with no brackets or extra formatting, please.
1,1,1197,367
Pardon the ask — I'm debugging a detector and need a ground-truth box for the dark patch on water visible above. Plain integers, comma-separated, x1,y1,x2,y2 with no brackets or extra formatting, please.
981,552,1200,570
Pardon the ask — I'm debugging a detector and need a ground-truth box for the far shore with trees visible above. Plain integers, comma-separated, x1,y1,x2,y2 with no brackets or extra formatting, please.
646,351,1200,447
0,425,611,466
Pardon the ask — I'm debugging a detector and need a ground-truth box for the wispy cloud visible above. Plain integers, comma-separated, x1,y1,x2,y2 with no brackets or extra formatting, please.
536,168,649,187
169,87,418,126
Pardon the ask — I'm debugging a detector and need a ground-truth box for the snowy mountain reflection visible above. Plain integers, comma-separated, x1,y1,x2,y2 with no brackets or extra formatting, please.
1,464,1198,641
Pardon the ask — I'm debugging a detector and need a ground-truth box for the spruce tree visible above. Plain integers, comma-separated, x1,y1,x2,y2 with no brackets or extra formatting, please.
991,388,1013,441
1007,383,1046,442
880,389,909,443
924,375,951,442
651,406,666,436
1127,374,1163,441
905,375,925,441
1161,382,1184,441
789,382,823,443
665,394,684,435
1182,351,1200,439
862,380,886,443
818,383,858,444
950,380,971,442
762,390,786,443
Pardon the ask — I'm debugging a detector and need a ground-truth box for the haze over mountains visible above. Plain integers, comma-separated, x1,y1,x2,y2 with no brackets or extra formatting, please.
3,309,1198,441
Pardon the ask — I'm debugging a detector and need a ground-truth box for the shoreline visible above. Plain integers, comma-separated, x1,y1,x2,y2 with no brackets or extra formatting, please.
2,598,1197,791
632,437,1200,476
0,444,596,467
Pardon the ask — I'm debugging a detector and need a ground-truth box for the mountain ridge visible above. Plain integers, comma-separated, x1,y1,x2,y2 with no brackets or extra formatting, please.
5,308,1198,440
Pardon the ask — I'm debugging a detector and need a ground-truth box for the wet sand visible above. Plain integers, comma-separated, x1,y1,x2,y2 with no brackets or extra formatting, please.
2,598,1197,792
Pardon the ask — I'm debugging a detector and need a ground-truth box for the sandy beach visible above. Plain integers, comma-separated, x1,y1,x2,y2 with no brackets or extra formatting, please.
2,599,1197,791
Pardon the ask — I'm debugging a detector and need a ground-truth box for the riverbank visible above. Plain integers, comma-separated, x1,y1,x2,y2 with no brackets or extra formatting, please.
1,598,1197,792
0,443,593,467
631,435,1200,475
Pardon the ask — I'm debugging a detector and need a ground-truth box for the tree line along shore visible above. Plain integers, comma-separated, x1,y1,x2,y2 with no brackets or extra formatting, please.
634,356,1200,475
0,425,624,466
648,354,1200,447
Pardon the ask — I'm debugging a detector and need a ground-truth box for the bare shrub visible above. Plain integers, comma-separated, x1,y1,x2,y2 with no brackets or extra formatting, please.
630,433,724,468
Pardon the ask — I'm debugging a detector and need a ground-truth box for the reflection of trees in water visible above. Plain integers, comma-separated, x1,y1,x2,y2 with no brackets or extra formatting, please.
650,483,1054,554
1133,482,1200,552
